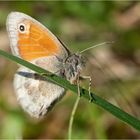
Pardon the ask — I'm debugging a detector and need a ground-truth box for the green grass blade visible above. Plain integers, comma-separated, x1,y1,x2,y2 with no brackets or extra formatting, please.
0,49,140,131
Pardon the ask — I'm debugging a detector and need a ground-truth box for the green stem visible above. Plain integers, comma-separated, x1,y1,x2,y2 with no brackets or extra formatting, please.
0,49,140,131
68,96,80,140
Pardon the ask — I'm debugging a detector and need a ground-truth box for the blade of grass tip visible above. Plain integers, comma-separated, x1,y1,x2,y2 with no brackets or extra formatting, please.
0,49,140,131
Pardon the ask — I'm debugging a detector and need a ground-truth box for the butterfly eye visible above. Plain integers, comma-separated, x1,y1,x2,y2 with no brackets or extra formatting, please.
18,23,26,33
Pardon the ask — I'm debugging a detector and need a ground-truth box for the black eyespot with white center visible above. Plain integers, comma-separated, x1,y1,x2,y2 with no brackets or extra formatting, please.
18,23,26,33
20,25,25,31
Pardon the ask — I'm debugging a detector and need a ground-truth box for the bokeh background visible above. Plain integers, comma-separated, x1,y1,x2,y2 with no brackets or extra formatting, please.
0,1,140,139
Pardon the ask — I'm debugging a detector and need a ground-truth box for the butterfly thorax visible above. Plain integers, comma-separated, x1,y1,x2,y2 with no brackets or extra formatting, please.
61,54,85,84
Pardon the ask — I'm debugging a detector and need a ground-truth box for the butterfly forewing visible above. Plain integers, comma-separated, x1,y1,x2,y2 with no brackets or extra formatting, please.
7,12,68,61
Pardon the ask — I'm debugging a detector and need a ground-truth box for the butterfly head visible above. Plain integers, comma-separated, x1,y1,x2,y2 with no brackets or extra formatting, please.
61,53,86,84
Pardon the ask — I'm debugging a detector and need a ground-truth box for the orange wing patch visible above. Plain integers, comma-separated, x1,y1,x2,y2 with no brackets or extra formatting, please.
18,20,60,61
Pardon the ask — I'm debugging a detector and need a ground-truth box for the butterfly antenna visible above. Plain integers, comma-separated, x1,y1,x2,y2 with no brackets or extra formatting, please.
79,41,114,54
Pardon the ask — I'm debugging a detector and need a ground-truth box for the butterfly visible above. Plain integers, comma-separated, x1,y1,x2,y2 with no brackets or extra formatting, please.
6,12,86,118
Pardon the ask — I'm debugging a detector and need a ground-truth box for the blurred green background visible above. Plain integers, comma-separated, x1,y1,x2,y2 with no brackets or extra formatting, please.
0,1,140,139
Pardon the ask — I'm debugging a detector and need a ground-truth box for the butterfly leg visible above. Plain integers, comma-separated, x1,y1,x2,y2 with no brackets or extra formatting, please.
81,76,93,102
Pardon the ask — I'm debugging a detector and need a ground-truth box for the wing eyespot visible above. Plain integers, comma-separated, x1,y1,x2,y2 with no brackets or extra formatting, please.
18,23,26,33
